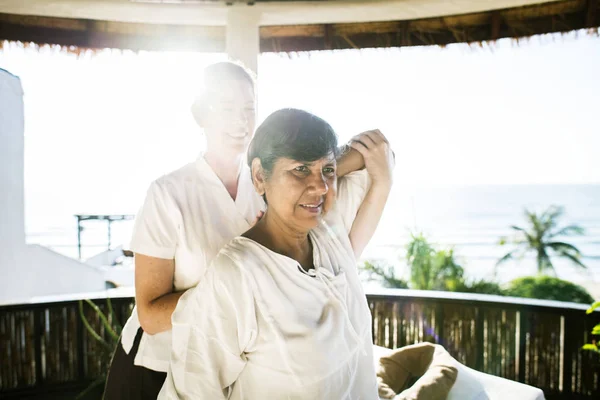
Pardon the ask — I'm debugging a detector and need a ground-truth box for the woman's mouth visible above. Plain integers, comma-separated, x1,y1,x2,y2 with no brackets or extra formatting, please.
227,131,248,139
299,202,323,213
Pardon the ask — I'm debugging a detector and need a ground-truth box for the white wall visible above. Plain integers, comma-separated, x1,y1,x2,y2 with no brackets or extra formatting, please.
0,68,107,303
0,68,25,251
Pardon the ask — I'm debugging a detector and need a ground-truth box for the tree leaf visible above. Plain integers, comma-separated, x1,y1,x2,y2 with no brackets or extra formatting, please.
582,344,599,352
586,301,600,314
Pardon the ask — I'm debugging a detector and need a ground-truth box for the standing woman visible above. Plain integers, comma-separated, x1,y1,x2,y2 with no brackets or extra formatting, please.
104,62,264,399
104,61,389,399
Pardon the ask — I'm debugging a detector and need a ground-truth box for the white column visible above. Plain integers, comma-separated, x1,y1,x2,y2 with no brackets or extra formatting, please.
226,5,261,74
0,69,26,250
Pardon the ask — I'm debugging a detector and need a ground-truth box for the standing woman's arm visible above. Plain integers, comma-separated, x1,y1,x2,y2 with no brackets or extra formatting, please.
135,255,185,335
129,181,184,335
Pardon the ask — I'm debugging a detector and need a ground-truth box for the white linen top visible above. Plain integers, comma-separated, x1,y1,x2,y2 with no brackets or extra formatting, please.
121,153,371,374
120,155,265,372
157,176,377,399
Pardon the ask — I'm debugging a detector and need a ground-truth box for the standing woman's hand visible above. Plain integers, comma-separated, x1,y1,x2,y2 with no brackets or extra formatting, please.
349,129,395,188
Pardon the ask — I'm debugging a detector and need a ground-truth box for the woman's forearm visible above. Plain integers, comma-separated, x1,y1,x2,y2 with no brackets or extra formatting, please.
348,181,391,259
138,290,186,335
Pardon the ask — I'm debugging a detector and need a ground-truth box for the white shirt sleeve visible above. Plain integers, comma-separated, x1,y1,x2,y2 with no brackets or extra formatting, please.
335,169,372,233
128,180,180,259
158,253,257,399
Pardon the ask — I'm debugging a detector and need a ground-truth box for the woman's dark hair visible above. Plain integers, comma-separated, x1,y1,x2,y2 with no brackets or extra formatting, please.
247,108,340,179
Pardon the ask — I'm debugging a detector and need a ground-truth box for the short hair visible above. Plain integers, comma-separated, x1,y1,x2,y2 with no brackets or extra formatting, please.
203,61,255,92
247,108,340,178
191,61,256,126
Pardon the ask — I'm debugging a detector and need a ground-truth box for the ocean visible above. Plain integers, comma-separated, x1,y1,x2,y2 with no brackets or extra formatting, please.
26,184,600,297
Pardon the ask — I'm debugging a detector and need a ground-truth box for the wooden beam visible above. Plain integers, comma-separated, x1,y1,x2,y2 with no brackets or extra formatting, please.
586,0,598,27
0,13,224,52
491,11,502,40
260,24,323,39
1,0,599,54
324,24,333,50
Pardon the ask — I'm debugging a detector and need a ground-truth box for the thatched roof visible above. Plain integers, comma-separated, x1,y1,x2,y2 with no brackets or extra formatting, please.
0,0,598,52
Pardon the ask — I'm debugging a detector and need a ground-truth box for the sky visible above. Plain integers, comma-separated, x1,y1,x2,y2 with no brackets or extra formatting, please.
1,31,599,232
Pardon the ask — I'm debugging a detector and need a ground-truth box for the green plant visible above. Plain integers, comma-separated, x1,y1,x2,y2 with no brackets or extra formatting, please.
77,298,122,400
361,260,408,289
406,233,464,291
582,301,600,354
497,205,586,274
457,279,505,295
505,275,594,304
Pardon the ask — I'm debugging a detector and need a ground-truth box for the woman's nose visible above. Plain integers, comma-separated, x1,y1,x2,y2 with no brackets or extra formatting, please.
309,173,329,195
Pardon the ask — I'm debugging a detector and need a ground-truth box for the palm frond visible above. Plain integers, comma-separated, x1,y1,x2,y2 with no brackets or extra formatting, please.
551,224,585,238
510,225,527,232
555,250,588,269
547,241,582,255
510,225,535,246
496,250,517,266
542,205,564,232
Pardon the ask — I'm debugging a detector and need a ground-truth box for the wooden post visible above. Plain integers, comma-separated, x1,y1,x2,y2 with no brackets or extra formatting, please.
76,216,82,260
476,307,485,372
518,310,529,384
562,313,575,395
77,304,86,381
34,308,43,386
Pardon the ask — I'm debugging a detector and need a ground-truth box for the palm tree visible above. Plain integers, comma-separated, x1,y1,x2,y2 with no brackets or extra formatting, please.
497,205,586,274
406,233,464,291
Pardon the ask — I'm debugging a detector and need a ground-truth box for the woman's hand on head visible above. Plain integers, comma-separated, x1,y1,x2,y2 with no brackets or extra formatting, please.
349,129,395,188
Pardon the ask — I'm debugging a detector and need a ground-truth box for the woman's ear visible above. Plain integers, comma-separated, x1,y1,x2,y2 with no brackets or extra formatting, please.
251,158,266,195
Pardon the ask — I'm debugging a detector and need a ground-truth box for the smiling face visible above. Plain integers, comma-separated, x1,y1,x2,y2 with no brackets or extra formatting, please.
201,78,256,156
254,154,337,232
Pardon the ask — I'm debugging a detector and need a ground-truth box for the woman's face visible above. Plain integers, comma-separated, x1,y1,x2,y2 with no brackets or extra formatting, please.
201,78,256,156
260,154,337,232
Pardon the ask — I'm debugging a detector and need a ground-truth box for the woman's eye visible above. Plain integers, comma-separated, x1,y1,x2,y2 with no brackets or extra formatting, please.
323,167,335,175
294,166,309,173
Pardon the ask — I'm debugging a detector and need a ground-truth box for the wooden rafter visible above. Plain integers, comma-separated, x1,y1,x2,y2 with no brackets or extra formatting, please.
0,0,599,53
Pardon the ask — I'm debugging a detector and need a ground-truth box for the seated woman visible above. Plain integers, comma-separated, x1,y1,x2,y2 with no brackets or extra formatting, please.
158,108,394,399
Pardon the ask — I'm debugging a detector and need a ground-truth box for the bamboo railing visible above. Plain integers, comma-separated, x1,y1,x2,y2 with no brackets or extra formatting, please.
1,289,599,399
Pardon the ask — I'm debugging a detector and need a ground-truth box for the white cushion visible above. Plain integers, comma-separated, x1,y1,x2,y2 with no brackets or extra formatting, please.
373,345,545,400
435,345,545,400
